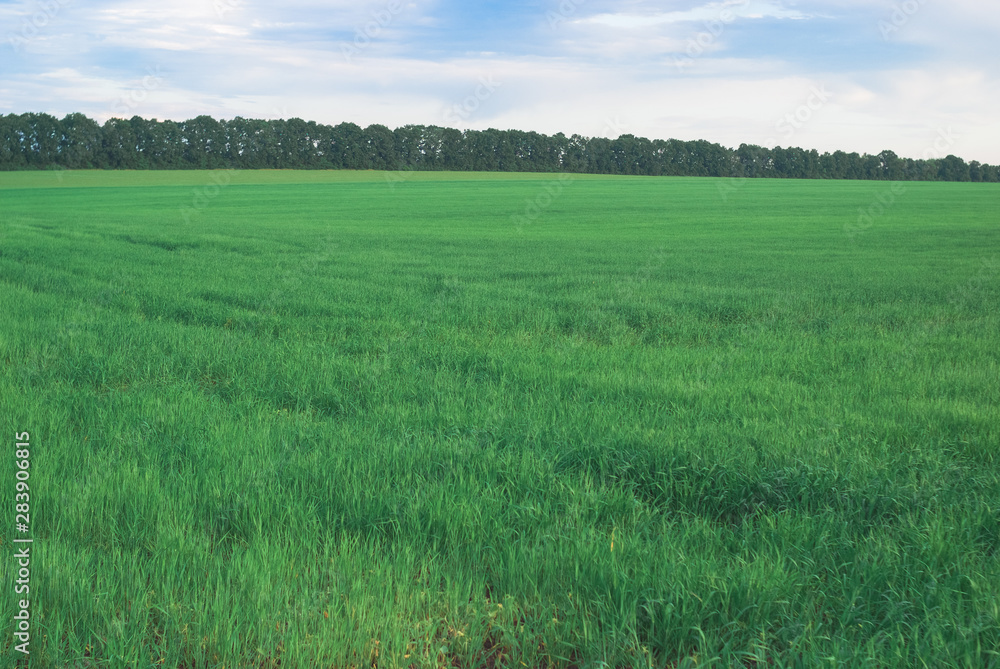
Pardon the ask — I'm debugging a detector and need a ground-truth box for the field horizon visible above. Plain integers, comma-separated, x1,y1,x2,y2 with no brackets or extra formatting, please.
1,170,998,668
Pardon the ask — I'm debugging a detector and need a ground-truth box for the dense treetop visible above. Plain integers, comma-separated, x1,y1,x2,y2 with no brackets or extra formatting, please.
1,112,997,182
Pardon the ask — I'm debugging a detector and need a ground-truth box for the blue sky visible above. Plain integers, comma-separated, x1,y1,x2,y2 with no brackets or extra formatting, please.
2,0,999,163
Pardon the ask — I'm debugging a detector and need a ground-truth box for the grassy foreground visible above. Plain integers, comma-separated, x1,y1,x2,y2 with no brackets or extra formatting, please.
0,170,998,668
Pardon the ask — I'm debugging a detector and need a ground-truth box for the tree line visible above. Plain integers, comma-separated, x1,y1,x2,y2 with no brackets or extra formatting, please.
2,112,997,182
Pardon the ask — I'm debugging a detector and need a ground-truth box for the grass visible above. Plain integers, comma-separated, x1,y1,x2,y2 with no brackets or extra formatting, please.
0,169,998,668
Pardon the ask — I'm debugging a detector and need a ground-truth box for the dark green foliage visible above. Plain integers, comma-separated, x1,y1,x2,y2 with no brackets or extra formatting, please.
2,112,998,181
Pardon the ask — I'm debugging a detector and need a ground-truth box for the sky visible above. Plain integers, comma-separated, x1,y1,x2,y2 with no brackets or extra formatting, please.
2,0,999,164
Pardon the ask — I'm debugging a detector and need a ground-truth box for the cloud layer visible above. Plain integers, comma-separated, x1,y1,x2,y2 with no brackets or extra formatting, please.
2,0,998,163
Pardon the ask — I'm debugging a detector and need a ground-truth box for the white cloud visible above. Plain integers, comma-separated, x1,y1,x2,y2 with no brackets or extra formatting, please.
2,0,999,163
580,1,807,29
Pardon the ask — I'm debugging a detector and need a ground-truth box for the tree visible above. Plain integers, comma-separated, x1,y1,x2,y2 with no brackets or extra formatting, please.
59,113,102,168
18,113,62,167
284,118,320,168
393,125,423,169
878,150,904,181
586,137,615,174
968,161,982,183
439,127,466,171
0,115,30,169
736,144,774,178
561,134,588,173
332,122,368,170
467,129,501,172
0,111,992,182
494,130,517,171
102,118,140,169
611,134,642,175
181,115,226,168
938,155,970,182
365,124,398,170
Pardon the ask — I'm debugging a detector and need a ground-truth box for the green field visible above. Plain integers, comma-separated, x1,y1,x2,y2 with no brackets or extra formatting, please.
1,170,998,668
